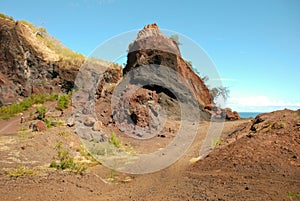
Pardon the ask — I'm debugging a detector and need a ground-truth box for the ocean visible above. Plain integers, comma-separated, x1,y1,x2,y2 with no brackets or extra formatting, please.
238,112,263,119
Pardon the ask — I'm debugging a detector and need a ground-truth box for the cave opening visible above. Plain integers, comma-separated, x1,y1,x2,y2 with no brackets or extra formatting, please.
143,84,176,100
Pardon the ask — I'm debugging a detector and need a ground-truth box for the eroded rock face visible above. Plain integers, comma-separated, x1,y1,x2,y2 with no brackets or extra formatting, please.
128,88,160,128
112,85,165,138
123,23,212,107
0,18,81,105
121,24,243,122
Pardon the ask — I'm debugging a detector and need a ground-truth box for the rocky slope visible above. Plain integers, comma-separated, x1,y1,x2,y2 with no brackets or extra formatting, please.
188,109,300,200
0,16,82,106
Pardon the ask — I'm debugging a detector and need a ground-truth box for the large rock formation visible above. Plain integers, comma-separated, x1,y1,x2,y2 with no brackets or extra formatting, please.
123,24,240,121
124,23,212,107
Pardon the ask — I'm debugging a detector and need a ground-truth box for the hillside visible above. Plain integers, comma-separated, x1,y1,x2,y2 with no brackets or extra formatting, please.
0,14,84,106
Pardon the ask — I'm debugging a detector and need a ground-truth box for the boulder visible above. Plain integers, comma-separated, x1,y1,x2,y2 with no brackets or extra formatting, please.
32,120,47,132
225,108,240,121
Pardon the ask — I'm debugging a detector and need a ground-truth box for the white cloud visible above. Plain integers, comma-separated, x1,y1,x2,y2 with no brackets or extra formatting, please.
227,96,300,112
210,78,236,81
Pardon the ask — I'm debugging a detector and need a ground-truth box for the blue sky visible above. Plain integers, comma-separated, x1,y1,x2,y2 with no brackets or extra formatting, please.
1,0,299,112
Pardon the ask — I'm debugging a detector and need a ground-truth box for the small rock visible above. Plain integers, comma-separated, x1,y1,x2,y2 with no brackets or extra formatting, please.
92,121,102,131
84,117,96,127
67,117,75,127
119,126,126,132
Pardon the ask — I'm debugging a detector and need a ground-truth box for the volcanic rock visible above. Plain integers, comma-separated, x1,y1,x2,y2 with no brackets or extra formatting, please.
123,23,212,107
32,120,47,132
224,108,240,121
0,17,82,105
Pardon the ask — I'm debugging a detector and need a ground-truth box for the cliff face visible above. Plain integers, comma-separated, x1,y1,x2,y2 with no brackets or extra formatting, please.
0,18,81,105
123,23,212,107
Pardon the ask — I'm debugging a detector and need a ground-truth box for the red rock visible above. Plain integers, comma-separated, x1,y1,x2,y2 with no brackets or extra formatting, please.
204,104,215,111
33,120,47,132
123,23,212,107
225,108,240,121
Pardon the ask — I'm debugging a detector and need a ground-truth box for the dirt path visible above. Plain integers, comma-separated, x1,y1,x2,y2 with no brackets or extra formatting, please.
0,117,20,134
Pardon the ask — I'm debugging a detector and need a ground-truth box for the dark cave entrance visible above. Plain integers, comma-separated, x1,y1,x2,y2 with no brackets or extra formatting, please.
142,84,177,100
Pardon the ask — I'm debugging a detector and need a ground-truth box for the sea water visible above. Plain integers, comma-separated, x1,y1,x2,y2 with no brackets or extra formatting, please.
238,112,263,119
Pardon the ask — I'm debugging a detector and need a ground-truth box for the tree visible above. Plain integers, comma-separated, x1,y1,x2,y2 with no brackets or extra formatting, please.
201,75,209,83
210,87,230,102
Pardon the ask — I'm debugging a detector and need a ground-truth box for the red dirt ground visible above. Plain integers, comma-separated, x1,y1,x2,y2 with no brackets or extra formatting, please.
0,109,299,201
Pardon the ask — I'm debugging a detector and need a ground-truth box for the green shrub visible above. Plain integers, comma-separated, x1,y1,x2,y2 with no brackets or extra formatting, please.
36,106,47,120
288,192,300,199
44,117,55,128
0,13,14,21
56,94,70,111
213,138,222,147
48,94,59,101
50,141,86,173
0,93,58,120
32,94,47,104
109,132,122,148
8,165,34,177
18,20,36,30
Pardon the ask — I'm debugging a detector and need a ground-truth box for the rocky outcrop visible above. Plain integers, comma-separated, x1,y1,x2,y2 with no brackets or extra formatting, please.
204,104,240,120
123,24,240,121
0,18,82,106
225,108,240,120
123,23,212,107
